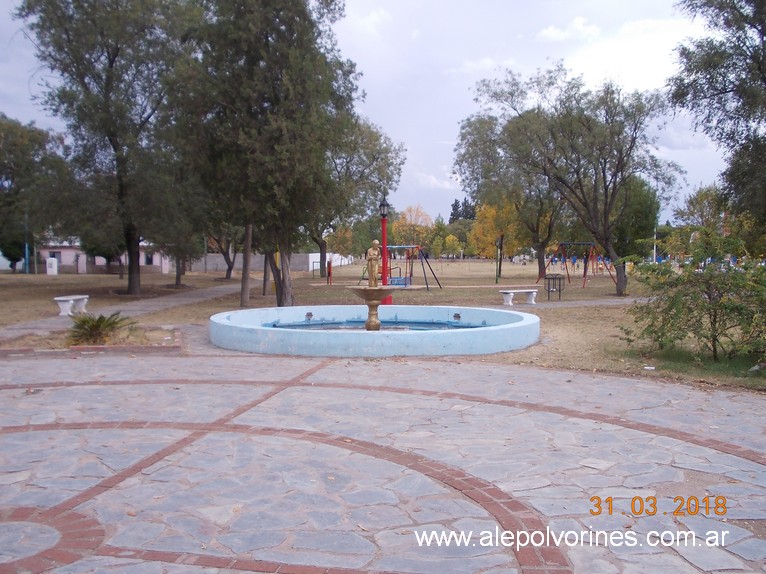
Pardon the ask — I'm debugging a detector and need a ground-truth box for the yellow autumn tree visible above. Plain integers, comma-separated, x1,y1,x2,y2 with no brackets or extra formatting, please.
390,205,434,247
326,226,353,256
469,201,519,259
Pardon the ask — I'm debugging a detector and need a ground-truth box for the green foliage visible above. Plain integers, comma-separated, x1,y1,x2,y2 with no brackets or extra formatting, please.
624,231,766,362
462,64,678,295
0,113,72,270
722,136,766,255
669,0,766,149
16,0,198,295
612,178,660,258
174,0,358,306
429,235,444,258
68,313,136,346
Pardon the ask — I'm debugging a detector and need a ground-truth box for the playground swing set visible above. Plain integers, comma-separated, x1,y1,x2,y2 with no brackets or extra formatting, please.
538,241,617,288
358,244,442,290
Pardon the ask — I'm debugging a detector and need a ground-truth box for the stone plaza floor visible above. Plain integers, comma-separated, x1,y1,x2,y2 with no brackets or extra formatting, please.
0,291,764,573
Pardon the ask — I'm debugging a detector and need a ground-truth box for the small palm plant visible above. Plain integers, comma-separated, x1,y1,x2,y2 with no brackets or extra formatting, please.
68,312,136,346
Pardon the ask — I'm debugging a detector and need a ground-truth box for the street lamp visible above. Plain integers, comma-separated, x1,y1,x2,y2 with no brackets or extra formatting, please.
379,197,392,304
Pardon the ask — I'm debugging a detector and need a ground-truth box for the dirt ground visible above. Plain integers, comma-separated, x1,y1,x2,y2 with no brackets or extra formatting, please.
1,260,763,390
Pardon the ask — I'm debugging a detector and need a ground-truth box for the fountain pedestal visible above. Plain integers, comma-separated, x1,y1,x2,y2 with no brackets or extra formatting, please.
347,287,396,331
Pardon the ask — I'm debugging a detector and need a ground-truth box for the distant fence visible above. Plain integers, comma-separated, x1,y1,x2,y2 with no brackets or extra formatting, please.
188,252,352,274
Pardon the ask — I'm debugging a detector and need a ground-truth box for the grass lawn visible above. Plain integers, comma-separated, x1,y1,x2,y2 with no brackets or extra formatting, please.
1,259,763,391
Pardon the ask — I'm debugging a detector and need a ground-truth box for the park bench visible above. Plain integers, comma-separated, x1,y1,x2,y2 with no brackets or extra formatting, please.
53,295,89,316
499,289,538,306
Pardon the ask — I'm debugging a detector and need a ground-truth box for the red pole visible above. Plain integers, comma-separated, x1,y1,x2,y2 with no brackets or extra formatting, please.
381,214,393,304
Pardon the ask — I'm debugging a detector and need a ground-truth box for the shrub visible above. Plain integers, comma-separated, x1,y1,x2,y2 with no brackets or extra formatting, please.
624,232,766,362
68,312,136,346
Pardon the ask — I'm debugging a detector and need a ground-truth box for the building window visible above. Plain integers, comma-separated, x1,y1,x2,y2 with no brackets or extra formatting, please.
49,251,62,263
145,253,154,265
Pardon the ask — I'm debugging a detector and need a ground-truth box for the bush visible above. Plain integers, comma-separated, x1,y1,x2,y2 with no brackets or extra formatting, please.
624,249,766,362
68,312,136,346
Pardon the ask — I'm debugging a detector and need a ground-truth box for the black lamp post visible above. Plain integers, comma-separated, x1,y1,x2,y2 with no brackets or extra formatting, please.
379,198,389,285
379,198,391,303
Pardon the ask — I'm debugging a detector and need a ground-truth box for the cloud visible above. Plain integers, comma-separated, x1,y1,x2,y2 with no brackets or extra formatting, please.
565,18,706,91
446,57,516,77
341,7,392,39
414,171,459,190
538,17,600,42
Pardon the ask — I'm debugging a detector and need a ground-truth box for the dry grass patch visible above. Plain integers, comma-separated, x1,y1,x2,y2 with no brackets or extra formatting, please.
2,326,177,350
0,272,224,328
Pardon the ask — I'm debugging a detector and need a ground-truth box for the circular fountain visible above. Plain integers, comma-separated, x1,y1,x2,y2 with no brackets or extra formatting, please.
209,304,539,357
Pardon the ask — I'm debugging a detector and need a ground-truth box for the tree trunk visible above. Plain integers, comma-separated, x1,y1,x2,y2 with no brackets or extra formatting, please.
534,244,547,279
240,223,252,307
266,251,283,304
209,234,239,280
278,242,294,306
175,258,185,287
312,235,328,278
224,252,236,280
606,244,628,296
497,234,504,278
267,244,294,307
124,223,141,295
219,240,237,279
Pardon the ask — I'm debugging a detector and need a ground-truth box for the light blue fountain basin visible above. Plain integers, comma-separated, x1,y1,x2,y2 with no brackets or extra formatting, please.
209,305,539,357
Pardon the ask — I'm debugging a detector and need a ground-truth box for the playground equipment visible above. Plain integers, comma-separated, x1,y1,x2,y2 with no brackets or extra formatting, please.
538,241,616,288
359,244,442,290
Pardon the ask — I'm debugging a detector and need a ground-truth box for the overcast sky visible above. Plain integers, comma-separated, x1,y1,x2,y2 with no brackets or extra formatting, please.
1,0,725,222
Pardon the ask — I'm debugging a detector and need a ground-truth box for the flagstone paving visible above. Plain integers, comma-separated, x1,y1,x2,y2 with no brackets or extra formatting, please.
0,295,764,573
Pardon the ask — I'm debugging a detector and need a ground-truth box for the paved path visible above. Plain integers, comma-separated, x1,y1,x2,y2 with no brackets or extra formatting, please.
0,291,764,573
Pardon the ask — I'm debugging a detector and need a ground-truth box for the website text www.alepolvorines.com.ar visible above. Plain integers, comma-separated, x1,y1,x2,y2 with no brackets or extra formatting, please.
414,526,730,551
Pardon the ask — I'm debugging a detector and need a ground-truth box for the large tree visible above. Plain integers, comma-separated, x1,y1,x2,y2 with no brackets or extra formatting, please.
669,0,766,149
16,0,195,294
668,0,766,254
178,0,358,306
455,112,568,278
473,65,678,295
0,113,71,271
722,139,766,255
308,116,405,278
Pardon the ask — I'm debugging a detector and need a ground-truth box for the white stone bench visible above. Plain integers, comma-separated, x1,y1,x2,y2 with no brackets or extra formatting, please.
53,295,89,316
499,289,538,306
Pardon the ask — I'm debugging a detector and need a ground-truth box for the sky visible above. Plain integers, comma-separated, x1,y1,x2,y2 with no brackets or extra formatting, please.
1,0,725,223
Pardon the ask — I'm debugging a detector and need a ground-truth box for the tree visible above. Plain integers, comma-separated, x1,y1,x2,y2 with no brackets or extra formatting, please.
673,184,724,229
448,197,477,223
469,202,517,264
454,112,568,278
390,205,433,247
448,199,462,224
178,0,358,307
612,177,661,259
0,113,71,271
308,116,405,277
207,224,243,280
474,64,679,295
16,0,196,294
722,137,766,255
446,218,474,248
443,234,462,258
326,225,353,257
668,0,766,149
668,1,766,258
